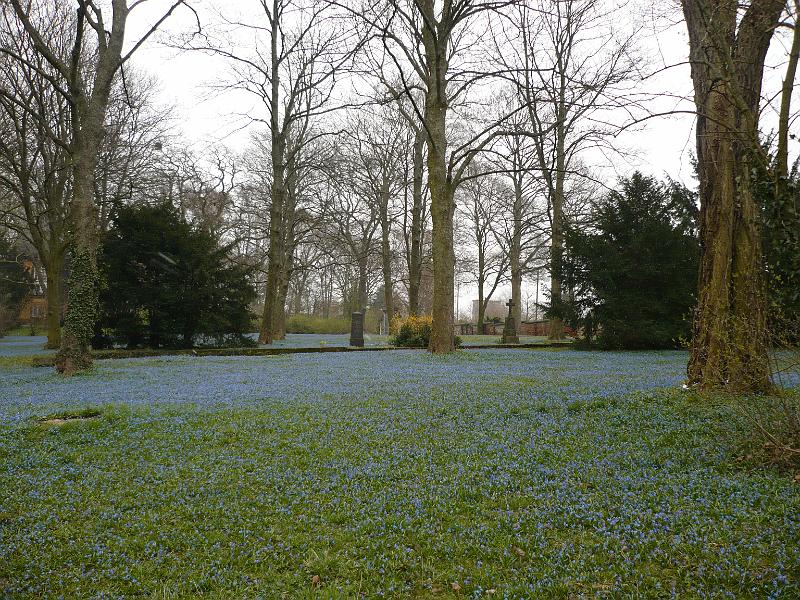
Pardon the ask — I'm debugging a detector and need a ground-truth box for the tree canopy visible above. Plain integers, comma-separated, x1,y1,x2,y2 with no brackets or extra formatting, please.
566,172,699,350
94,203,255,349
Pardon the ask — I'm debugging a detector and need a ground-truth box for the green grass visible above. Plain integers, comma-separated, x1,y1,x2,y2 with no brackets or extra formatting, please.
0,350,798,598
3,326,40,336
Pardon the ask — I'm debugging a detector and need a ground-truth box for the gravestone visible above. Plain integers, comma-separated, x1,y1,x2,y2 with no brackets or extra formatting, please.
500,299,520,344
350,311,365,347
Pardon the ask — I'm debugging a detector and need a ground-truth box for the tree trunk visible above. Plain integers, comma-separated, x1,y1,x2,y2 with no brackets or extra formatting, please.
548,119,566,340
682,0,783,393
423,4,454,353
477,275,485,334
56,145,99,374
53,2,128,374
380,188,394,321
777,0,800,198
258,6,285,345
293,272,308,314
408,129,425,315
272,222,295,341
428,141,455,352
511,178,523,328
322,268,332,318
43,258,62,349
259,173,285,344
357,255,369,311
274,271,289,340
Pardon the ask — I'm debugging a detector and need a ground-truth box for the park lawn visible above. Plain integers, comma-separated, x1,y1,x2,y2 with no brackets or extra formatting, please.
0,349,798,598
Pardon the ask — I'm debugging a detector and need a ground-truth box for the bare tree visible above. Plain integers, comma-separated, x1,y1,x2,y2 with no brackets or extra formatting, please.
490,115,549,328
498,0,641,339
2,0,194,373
681,0,785,392
94,73,173,230
322,147,381,312
457,166,508,331
356,0,524,352
367,82,429,317
186,0,361,344
403,123,428,316
347,108,407,320
0,8,71,347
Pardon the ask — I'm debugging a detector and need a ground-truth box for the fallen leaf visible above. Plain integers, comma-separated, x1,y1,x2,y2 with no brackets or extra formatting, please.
592,583,613,590
311,575,321,587
451,582,462,592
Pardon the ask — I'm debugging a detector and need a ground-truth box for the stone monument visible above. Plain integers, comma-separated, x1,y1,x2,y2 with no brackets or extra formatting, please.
350,311,365,347
500,299,520,344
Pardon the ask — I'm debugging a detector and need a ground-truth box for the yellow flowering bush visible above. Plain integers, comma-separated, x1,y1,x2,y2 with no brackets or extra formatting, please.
390,315,433,348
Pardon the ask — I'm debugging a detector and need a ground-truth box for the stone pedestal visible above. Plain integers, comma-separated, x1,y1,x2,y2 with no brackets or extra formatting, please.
350,312,365,347
501,315,520,344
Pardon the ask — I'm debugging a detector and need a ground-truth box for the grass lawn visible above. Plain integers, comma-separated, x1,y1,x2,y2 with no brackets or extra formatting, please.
1,348,798,598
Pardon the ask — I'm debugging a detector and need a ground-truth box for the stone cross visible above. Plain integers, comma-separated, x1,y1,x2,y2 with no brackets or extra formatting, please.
501,298,520,344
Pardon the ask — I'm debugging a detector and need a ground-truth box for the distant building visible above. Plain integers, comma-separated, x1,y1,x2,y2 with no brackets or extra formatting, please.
18,296,46,324
472,299,506,324
16,258,48,325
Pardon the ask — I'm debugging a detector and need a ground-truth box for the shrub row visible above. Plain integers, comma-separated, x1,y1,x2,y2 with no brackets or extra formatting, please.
286,315,351,334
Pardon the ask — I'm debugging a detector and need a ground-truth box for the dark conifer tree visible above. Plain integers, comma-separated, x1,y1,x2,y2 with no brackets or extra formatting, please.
566,172,699,349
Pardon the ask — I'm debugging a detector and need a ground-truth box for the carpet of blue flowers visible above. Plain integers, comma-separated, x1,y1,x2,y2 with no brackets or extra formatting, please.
1,341,798,598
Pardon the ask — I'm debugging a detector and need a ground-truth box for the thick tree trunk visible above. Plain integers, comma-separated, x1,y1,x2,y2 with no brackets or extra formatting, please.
259,176,285,344
682,0,783,393
272,229,294,341
423,5,454,353
52,2,127,374
44,258,62,349
427,137,455,353
258,7,285,345
688,113,769,391
408,129,425,315
56,148,99,374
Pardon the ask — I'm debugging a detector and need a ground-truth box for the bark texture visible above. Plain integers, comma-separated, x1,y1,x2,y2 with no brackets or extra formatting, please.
258,6,285,345
380,184,394,321
682,0,783,392
44,258,63,348
547,119,566,340
407,129,425,316
777,0,800,197
510,177,523,328
55,1,128,374
421,0,455,353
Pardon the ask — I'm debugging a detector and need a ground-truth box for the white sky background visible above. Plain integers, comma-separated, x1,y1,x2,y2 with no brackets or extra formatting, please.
122,0,798,320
